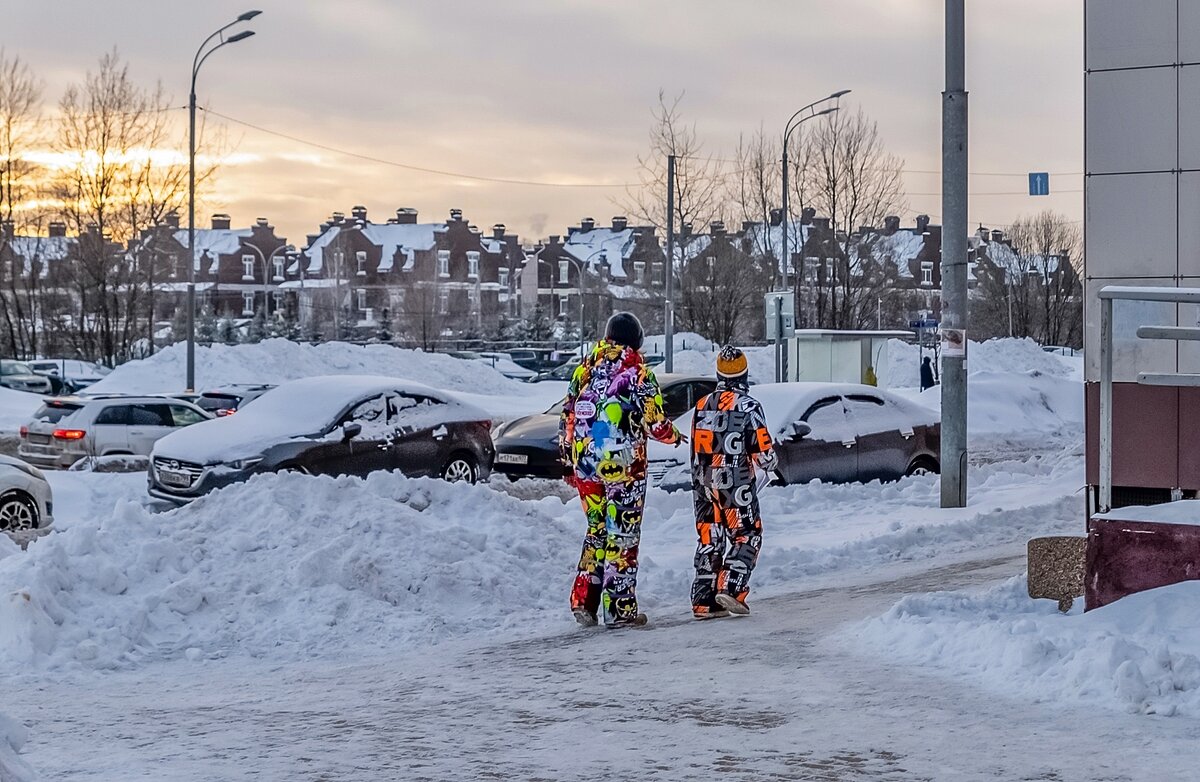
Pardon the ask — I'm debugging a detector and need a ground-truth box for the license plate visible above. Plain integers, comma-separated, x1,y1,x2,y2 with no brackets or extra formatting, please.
495,453,528,465
159,469,191,488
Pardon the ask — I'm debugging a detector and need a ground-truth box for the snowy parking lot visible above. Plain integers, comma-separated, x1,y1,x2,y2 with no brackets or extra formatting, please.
3,338,1196,781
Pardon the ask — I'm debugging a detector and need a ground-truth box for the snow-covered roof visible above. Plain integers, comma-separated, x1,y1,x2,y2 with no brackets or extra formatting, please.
563,228,639,279
5,235,73,278
969,238,1061,284
173,228,252,270
360,223,438,273
742,222,812,275
152,374,488,465
856,230,927,279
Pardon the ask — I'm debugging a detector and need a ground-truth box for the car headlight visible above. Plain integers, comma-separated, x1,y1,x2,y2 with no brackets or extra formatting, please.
224,457,263,471
7,460,44,481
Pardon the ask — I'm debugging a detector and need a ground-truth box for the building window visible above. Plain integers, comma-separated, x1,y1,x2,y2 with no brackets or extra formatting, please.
558,294,569,316
272,291,284,312
558,260,569,284
242,291,255,315
634,261,646,284
437,250,450,278
273,257,284,280
170,256,179,279
652,262,663,286
824,259,834,283
467,251,480,279
356,251,367,276
921,262,933,286
468,286,479,311
242,254,255,280
356,288,367,311
437,287,449,314
499,268,510,288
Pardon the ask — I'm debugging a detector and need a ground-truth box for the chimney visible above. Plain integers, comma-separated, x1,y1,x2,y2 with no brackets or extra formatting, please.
742,221,757,233
211,213,231,230
331,212,346,224
858,225,873,237
710,220,726,236
395,207,418,224
86,222,100,237
769,209,783,227
991,229,1004,243
306,233,320,247
493,224,506,239
812,217,831,232
916,214,931,233
449,208,463,221
0,220,13,241
549,235,561,245
801,207,816,225
255,217,270,228
580,217,595,232
977,226,990,240
884,215,900,234
681,222,693,238
611,216,628,231
48,221,67,238
165,211,181,229
351,205,367,222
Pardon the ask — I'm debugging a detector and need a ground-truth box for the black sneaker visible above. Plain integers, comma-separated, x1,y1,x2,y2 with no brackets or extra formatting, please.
606,613,649,628
573,608,598,627
693,607,732,620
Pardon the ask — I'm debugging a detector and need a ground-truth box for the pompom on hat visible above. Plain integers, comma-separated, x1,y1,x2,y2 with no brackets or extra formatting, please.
716,346,748,379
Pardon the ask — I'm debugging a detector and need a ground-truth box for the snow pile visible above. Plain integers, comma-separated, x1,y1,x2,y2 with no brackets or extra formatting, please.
0,471,578,671
888,337,1077,387
0,711,35,782
643,331,714,355
850,578,1200,717
0,387,44,436
87,340,528,396
890,371,1082,437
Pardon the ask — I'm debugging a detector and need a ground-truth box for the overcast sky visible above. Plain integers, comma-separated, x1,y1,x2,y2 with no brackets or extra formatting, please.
8,0,1083,244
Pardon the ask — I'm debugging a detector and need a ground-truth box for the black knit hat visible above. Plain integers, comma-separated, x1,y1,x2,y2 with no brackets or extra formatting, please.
605,311,644,350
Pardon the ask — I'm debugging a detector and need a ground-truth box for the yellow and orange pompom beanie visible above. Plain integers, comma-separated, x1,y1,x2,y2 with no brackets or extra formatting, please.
716,345,748,379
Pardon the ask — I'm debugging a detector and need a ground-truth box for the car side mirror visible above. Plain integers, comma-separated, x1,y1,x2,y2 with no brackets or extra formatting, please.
790,421,812,439
342,422,363,441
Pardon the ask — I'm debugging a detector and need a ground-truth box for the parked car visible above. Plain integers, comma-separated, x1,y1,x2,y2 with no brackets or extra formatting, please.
0,455,53,534
18,395,214,469
148,375,495,503
1042,345,1082,358
27,359,111,391
506,348,561,373
491,374,717,479
192,384,277,416
448,351,537,381
0,360,53,394
529,356,581,383
647,383,941,490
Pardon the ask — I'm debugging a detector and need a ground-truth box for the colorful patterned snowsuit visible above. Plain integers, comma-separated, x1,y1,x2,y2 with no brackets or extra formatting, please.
690,383,778,614
559,341,680,626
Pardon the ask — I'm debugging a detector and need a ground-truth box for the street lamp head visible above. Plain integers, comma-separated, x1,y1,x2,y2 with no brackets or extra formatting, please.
816,106,839,118
237,10,263,21
828,89,852,100
227,30,256,43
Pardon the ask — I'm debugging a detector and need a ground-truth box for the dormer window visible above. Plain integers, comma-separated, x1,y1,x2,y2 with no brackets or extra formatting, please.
499,268,510,288
558,260,569,284
242,254,255,280
273,257,284,280
634,261,646,284
921,261,933,286
652,262,663,286
467,251,480,279
438,250,450,278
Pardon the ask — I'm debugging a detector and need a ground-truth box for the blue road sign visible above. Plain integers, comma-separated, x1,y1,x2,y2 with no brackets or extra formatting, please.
909,319,940,329
1029,172,1050,196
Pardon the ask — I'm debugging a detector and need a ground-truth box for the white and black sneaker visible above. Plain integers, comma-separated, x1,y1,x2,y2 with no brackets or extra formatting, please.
573,609,598,627
715,593,750,616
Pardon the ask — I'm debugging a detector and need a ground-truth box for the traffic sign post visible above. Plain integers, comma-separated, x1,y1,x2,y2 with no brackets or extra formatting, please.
1028,172,1050,196
765,291,795,382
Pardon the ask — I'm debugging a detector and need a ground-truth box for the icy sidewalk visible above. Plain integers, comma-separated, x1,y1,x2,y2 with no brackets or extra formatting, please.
6,552,1196,781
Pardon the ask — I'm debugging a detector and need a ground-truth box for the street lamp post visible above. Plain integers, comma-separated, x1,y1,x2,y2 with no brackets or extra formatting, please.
776,90,849,382
243,241,291,318
187,10,260,390
536,245,587,358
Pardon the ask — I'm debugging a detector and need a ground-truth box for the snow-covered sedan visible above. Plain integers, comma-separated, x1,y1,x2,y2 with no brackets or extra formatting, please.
647,383,940,490
148,375,495,503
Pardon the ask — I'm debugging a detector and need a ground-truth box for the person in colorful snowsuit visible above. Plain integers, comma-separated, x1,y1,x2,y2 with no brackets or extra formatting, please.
559,312,683,628
689,346,778,619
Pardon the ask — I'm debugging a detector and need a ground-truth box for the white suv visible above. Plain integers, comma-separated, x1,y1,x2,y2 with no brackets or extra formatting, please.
18,395,213,469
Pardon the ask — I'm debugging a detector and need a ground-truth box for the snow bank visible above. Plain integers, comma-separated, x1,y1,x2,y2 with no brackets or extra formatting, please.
0,471,578,671
0,711,36,782
0,387,44,437
851,578,1200,717
888,336,1078,387
891,370,1082,437
87,340,528,397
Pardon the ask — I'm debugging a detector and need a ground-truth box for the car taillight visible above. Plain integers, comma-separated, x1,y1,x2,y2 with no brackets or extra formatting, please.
52,429,86,440
216,409,235,417
483,420,492,430
18,425,27,439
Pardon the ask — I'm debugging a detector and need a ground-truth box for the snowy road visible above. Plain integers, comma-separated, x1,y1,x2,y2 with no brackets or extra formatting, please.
8,545,1195,782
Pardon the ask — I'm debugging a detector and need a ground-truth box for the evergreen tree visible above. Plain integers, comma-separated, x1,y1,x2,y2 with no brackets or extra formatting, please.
196,304,217,345
244,308,268,344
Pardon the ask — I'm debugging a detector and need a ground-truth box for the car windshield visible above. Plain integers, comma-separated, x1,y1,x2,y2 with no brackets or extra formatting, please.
1,361,32,376
545,398,565,415
197,395,240,412
33,401,83,423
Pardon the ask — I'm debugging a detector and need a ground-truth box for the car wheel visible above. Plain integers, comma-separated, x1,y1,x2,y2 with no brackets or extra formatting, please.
0,491,38,531
905,457,939,477
281,464,312,476
441,454,477,484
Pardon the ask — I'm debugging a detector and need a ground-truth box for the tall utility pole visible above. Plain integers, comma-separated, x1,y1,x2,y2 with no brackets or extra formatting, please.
941,0,968,508
664,153,675,371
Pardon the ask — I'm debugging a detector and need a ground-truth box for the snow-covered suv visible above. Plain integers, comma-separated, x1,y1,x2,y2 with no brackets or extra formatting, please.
18,395,213,469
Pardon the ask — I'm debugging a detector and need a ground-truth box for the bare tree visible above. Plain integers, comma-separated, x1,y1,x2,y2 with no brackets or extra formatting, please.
1000,211,1083,346
53,49,219,364
795,107,906,329
730,126,780,260
678,239,771,345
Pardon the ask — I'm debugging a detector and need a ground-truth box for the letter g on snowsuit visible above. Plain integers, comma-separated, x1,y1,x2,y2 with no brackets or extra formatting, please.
690,347,777,618
559,314,680,628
